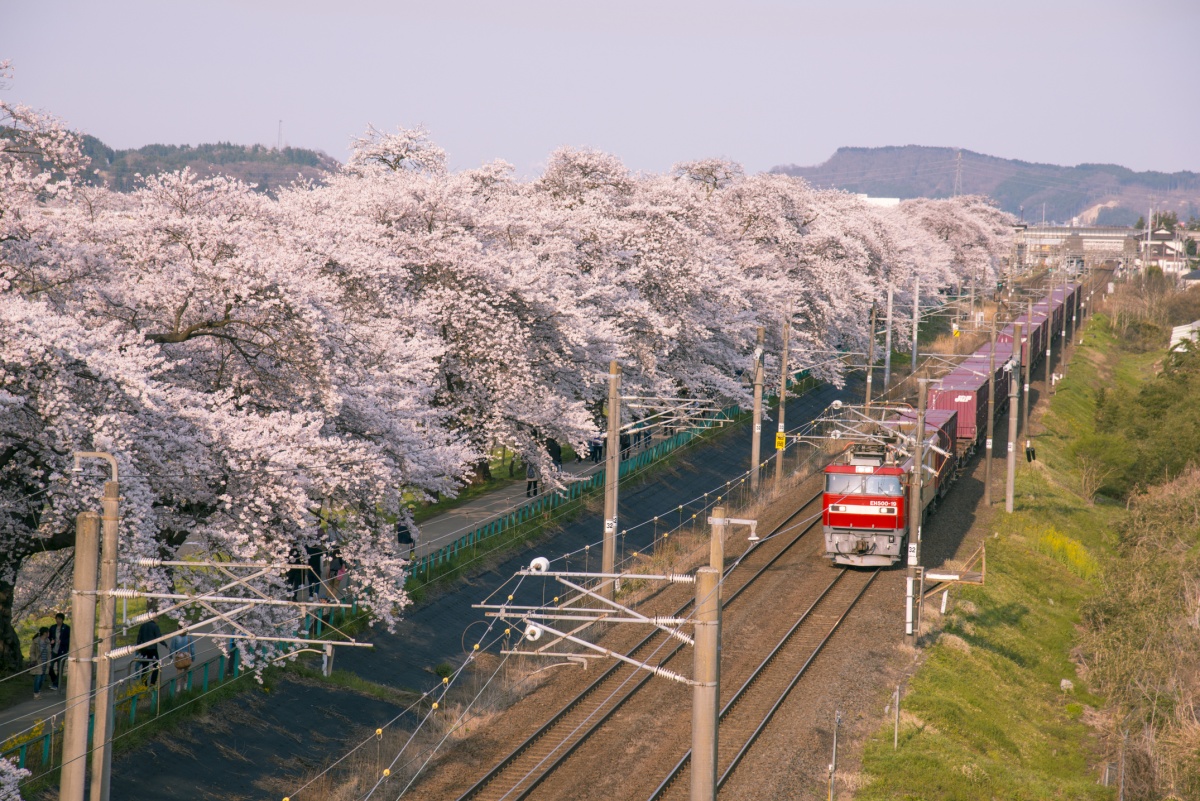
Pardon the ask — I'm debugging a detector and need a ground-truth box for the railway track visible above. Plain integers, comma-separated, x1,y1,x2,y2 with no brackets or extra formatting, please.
649,567,880,800
453,492,825,801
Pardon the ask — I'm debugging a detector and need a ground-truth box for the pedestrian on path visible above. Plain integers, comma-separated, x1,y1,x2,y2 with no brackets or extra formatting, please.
286,543,307,601
396,512,418,561
135,619,162,686
525,461,539,498
169,631,195,670
306,544,325,602
590,436,604,463
169,631,195,693
48,612,70,692
29,628,50,699
327,551,346,599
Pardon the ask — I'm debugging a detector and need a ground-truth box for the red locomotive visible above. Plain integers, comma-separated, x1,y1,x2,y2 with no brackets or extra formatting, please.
822,408,958,566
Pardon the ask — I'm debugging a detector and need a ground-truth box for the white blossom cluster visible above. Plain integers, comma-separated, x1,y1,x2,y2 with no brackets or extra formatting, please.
0,753,29,801
0,71,1015,665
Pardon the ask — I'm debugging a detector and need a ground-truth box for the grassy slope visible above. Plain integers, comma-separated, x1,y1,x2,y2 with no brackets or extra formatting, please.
857,315,1157,800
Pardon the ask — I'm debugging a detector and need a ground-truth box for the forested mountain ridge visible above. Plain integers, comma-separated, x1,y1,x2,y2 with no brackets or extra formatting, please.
80,136,339,194
772,145,1200,227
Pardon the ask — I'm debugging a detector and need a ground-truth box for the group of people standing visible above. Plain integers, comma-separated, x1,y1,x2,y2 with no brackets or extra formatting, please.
286,544,349,603
588,425,653,465
132,621,196,687
27,613,70,699
28,609,200,699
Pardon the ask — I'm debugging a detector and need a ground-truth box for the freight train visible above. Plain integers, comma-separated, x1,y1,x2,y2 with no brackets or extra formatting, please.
821,281,1083,567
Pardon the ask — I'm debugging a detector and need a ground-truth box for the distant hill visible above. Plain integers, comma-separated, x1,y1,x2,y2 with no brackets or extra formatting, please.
772,146,1200,227
80,136,339,195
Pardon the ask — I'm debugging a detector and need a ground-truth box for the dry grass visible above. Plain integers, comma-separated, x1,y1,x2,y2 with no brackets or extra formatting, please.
278,658,552,801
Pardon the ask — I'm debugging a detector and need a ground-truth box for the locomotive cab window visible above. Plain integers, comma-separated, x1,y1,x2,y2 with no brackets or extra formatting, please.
825,474,903,496
866,475,903,496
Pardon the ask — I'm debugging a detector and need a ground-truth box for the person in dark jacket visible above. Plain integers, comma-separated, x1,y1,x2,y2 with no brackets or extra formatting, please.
396,508,419,560
286,543,307,600
545,438,563,470
48,612,70,692
525,461,539,498
135,619,163,686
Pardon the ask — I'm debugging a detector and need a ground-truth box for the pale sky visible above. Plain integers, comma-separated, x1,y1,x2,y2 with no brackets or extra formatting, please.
3,0,1197,177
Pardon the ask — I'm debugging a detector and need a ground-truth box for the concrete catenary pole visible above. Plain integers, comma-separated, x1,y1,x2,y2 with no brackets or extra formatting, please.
969,275,976,327
90,480,119,801
1069,270,1078,336
774,315,790,496
601,361,622,598
1061,272,1072,380
905,379,926,636
1045,293,1054,397
1005,323,1023,513
864,306,877,410
984,322,997,507
883,283,894,391
910,277,920,377
749,326,765,494
60,511,100,801
691,567,720,801
1022,298,1033,436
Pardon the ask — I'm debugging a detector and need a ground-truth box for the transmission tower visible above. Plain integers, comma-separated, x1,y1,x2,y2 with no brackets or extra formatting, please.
953,150,963,197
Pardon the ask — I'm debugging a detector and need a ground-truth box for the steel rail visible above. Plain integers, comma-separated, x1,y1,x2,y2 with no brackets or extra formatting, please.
717,569,879,791
454,491,824,801
648,568,879,800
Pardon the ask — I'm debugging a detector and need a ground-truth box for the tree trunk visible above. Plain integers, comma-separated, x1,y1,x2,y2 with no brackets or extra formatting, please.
471,457,492,484
0,573,23,673
0,529,78,674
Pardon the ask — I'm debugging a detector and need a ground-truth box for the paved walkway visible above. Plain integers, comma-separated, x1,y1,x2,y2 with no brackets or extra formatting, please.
414,458,597,556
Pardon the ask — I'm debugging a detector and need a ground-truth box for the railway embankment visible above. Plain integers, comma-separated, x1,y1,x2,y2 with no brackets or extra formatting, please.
856,308,1188,799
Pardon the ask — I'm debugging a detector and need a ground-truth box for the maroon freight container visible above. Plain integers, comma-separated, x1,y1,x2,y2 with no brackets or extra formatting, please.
928,375,987,448
998,312,1047,366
